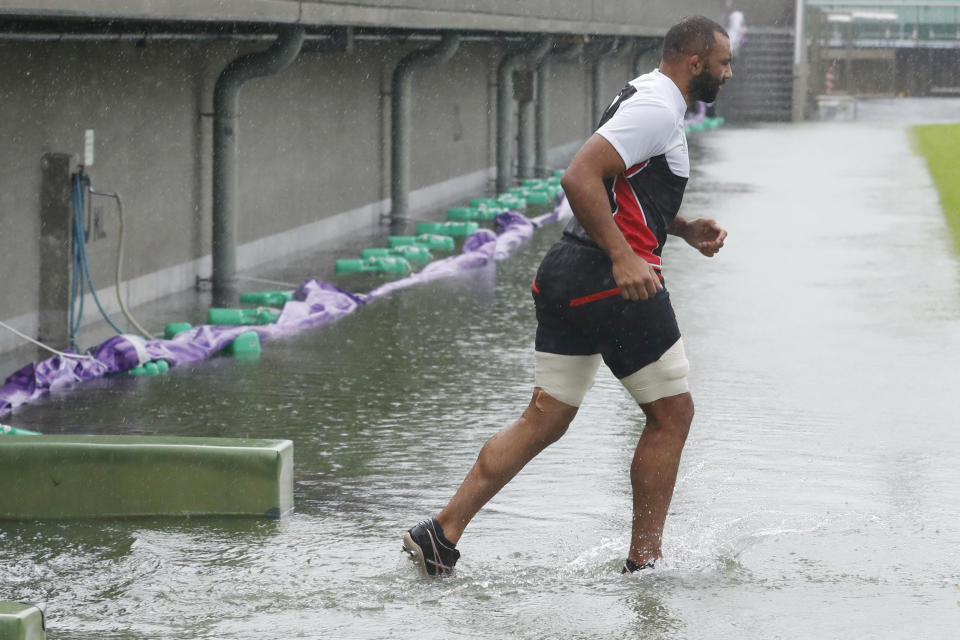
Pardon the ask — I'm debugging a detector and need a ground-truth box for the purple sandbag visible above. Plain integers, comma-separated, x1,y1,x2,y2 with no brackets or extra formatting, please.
0,200,563,418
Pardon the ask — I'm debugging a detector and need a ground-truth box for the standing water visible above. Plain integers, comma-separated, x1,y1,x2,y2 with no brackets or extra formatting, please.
2,115,960,639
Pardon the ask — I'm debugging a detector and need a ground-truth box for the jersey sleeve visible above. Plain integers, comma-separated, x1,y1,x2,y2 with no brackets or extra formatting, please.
595,99,676,170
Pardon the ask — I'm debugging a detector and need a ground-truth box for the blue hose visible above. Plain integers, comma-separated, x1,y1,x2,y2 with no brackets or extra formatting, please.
69,172,123,349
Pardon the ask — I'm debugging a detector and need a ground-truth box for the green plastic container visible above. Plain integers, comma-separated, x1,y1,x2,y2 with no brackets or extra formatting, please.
522,178,544,187
361,246,431,262
524,191,550,205
335,257,411,274
164,322,192,340
155,359,170,373
547,176,562,186
228,331,261,357
239,290,294,307
416,221,479,237
388,234,455,251
208,307,281,326
496,195,527,210
0,425,42,436
447,207,476,221
470,197,500,209
447,207,501,222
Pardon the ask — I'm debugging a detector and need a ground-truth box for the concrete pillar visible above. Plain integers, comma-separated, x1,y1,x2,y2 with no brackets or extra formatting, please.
38,153,75,350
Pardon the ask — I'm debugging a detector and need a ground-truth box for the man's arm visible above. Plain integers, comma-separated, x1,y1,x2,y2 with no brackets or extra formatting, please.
560,134,663,301
668,215,727,257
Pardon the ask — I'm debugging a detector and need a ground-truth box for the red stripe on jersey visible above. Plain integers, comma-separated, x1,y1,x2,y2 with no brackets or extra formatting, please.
611,174,661,266
531,278,539,294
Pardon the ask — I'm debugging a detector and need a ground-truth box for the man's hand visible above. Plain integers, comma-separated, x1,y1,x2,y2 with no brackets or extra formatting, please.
611,249,663,300
677,218,727,257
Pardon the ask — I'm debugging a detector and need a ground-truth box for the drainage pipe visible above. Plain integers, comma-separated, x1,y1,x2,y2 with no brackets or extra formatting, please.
389,32,461,229
589,38,625,126
496,36,553,193
535,40,583,176
632,37,662,77
517,37,553,180
212,26,305,304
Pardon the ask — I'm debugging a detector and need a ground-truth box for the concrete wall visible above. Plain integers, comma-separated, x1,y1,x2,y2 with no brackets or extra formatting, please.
0,0,737,35
0,34,614,351
0,1,791,354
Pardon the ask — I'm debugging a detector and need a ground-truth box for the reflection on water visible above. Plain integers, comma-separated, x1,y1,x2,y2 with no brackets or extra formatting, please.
3,113,960,639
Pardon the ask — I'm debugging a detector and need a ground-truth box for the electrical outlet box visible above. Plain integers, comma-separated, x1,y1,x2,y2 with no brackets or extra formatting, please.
84,129,94,166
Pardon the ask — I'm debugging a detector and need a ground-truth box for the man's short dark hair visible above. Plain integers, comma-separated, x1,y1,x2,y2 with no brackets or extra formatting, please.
662,15,728,63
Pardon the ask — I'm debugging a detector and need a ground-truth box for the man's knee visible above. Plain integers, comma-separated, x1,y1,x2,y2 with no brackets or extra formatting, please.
641,393,694,432
520,387,578,445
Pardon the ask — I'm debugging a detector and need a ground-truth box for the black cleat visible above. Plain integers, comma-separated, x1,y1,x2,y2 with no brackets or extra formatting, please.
621,559,655,574
402,518,460,578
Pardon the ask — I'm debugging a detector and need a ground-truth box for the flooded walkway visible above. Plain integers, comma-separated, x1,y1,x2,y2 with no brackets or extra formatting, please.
3,117,960,639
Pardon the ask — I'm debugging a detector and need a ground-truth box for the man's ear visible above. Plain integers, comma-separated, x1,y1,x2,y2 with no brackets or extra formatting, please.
688,53,703,74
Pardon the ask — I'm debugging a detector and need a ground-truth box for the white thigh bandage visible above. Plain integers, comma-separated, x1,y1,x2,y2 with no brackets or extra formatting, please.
619,339,690,405
533,352,603,407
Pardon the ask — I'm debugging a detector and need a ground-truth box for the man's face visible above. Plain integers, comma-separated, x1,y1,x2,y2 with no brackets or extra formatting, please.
688,34,734,103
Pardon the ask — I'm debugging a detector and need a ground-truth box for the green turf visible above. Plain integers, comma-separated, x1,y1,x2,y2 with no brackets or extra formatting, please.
912,123,960,251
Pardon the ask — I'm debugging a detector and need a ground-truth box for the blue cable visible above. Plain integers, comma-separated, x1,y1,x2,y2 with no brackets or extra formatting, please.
69,172,124,350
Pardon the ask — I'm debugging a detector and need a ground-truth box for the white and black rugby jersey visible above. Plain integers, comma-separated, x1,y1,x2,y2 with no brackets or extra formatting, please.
563,69,690,270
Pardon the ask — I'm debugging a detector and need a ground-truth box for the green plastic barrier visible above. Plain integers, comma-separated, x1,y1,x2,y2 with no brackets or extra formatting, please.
239,290,294,307
335,256,411,274
0,425,42,436
416,221,478,237
0,602,45,640
208,307,280,326
388,234,455,251
164,322,192,340
0,436,294,519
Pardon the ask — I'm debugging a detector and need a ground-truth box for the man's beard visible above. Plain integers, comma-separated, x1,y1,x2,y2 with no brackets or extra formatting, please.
688,67,723,103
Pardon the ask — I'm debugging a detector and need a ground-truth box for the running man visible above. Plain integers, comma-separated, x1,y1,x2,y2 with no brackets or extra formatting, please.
404,16,733,577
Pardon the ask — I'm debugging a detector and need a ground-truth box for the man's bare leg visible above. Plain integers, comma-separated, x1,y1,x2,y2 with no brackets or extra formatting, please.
436,387,578,544
628,392,694,567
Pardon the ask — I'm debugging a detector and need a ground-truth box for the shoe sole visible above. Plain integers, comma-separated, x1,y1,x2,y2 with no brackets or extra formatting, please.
402,532,432,578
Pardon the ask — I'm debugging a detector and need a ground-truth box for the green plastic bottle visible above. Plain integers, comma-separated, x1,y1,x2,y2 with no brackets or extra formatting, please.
228,331,261,357
164,322,193,340
416,221,479,237
239,290,294,306
447,207,477,221
335,257,411,274
208,307,281,326
388,234,455,251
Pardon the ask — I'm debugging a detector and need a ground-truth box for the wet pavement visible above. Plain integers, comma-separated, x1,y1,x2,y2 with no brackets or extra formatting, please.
2,110,960,639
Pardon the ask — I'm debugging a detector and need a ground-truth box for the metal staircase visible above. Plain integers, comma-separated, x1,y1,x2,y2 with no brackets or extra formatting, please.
719,27,795,122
